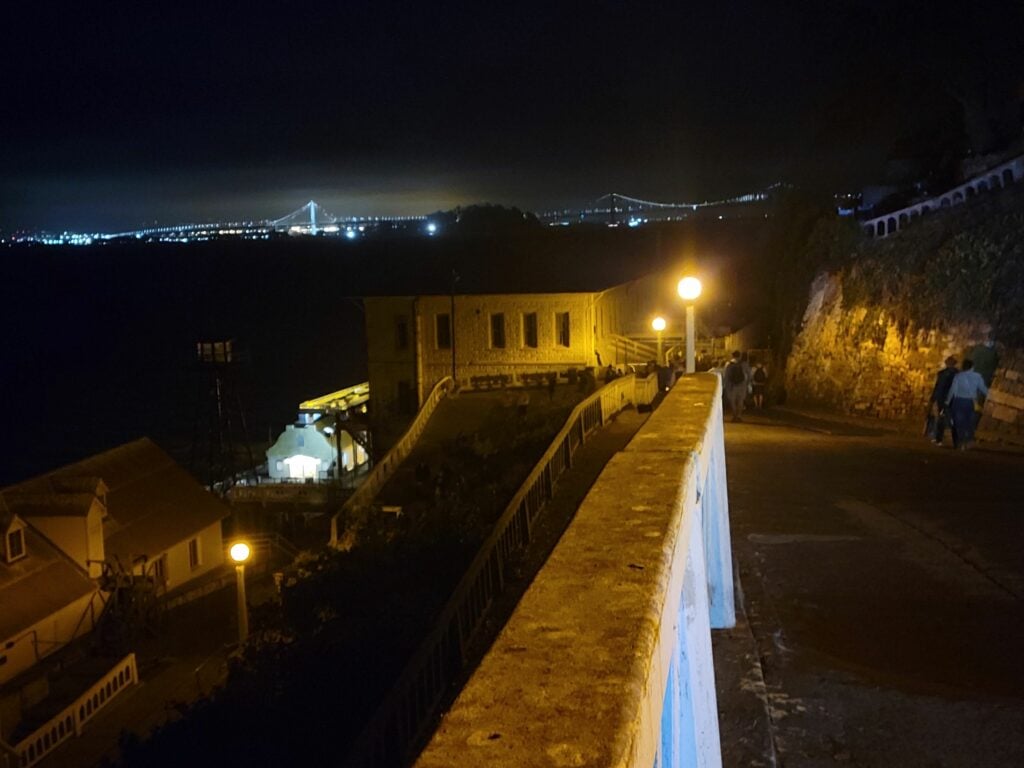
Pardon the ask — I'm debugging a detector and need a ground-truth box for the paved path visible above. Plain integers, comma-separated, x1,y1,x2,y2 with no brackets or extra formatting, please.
714,409,1024,767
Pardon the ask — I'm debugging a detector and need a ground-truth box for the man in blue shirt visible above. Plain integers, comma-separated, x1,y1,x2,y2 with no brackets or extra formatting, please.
945,359,989,450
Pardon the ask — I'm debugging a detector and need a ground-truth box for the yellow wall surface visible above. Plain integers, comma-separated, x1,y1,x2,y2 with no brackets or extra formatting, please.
364,296,419,420
415,293,597,400
158,522,225,592
21,503,106,579
0,590,100,686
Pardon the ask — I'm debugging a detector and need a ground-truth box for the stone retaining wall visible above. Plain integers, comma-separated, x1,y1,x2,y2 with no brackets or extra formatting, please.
786,273,1024,439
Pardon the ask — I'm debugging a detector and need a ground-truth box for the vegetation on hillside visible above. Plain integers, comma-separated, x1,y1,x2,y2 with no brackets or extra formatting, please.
114,398,578,767
839,187,1024,345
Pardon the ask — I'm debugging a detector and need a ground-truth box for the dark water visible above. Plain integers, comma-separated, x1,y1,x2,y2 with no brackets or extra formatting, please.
0,219,770,485
0,240,366,485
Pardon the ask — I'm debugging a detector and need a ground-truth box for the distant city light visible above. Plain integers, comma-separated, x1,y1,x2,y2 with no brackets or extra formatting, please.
426,222,438,235
345,229,357,240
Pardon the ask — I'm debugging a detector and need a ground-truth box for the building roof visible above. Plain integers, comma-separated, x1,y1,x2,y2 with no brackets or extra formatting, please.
3,438,229,564
0,527,96,642
4,492,98,518
266,423,336,463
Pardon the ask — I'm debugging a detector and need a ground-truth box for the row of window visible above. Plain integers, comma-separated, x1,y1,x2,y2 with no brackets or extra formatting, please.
440,311,570,349
393,311,571,351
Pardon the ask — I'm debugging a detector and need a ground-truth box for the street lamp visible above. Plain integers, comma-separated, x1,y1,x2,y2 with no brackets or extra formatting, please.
651,316,666,365
677,277,703,374
229,541,251,644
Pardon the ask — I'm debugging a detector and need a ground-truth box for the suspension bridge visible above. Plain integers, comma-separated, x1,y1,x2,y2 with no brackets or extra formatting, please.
538,183,786,226
18,185,786,246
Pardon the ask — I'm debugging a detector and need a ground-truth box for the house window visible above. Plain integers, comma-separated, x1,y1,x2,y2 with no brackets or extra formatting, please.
555,312,571,347
6,528,25,562
490,313,506,349
522,312,538,348
188,537,201,570
436,313,452,349
151,555,166,583
395,315,409,351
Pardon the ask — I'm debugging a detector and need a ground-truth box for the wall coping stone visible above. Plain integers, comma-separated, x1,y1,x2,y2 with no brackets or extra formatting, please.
415,375,727,768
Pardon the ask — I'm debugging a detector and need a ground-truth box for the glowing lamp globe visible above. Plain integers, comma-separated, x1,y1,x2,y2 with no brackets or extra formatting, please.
230,542,251,564
677,277,702,301
651,316,667,332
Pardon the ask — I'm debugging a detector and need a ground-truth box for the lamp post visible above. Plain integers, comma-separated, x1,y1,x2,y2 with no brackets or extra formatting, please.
677,277,703,374
229,541,251,644
651,316,666,366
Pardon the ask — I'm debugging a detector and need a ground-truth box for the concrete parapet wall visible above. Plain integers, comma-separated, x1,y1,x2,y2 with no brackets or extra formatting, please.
415,375,731,768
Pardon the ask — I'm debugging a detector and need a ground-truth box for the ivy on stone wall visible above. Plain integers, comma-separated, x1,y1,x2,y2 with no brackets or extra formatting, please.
840,187,1024,345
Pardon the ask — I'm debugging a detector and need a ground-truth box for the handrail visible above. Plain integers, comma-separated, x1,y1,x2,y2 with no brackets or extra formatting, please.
344,374,642,768
606,333,658,362
330,376,454,545
862,152,1023,238
13,653,138,768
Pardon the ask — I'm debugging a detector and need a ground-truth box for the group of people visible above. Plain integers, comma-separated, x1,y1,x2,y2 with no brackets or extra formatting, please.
717,350,767,422
928,351,993,450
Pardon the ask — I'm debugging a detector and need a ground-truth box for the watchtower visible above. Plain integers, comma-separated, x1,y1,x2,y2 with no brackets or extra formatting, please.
190,340,256,490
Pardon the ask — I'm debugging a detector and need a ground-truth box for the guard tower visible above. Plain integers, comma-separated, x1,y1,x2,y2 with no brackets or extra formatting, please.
190,340,256,490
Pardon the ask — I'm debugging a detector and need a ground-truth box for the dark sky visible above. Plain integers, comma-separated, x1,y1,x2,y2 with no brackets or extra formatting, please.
3,0,1022,230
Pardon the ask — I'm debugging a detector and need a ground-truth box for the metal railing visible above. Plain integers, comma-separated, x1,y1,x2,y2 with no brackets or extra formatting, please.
411,374,735,768
343,374,643,768
606,333,658,364
633,371,661,406
7,654,138,768
330,377,454,545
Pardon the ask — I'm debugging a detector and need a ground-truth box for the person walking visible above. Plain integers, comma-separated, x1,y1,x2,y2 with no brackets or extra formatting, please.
723,351,748,422
944,359,988,450
928,356,958,446
751,364,768,409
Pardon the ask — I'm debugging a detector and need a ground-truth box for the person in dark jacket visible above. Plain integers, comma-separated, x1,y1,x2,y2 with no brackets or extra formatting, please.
929,356,958,446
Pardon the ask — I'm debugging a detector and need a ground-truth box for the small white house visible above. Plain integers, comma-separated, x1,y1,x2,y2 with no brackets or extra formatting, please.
266,419,368,481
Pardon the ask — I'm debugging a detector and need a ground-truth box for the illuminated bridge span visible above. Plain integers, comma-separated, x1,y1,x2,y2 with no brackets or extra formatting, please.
267,200,427,235
540,182,785,226
81,200,430,243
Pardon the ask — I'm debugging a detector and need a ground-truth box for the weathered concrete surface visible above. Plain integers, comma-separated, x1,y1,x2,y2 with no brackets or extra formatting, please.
715,410,1024,767
416,375,726,767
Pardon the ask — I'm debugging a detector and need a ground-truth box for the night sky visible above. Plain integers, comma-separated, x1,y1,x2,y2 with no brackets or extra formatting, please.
3,0,1022,231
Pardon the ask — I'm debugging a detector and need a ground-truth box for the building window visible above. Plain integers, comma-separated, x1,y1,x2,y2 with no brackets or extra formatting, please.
555,312,570,347
6,528,25,562
188,537,201,570
395,315,409,351
490,313,506,349
436,313,452,349
522,312,538,348
151,555,166,583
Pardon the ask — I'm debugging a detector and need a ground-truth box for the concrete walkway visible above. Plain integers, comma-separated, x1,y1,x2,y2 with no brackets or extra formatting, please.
714,409,1024,767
